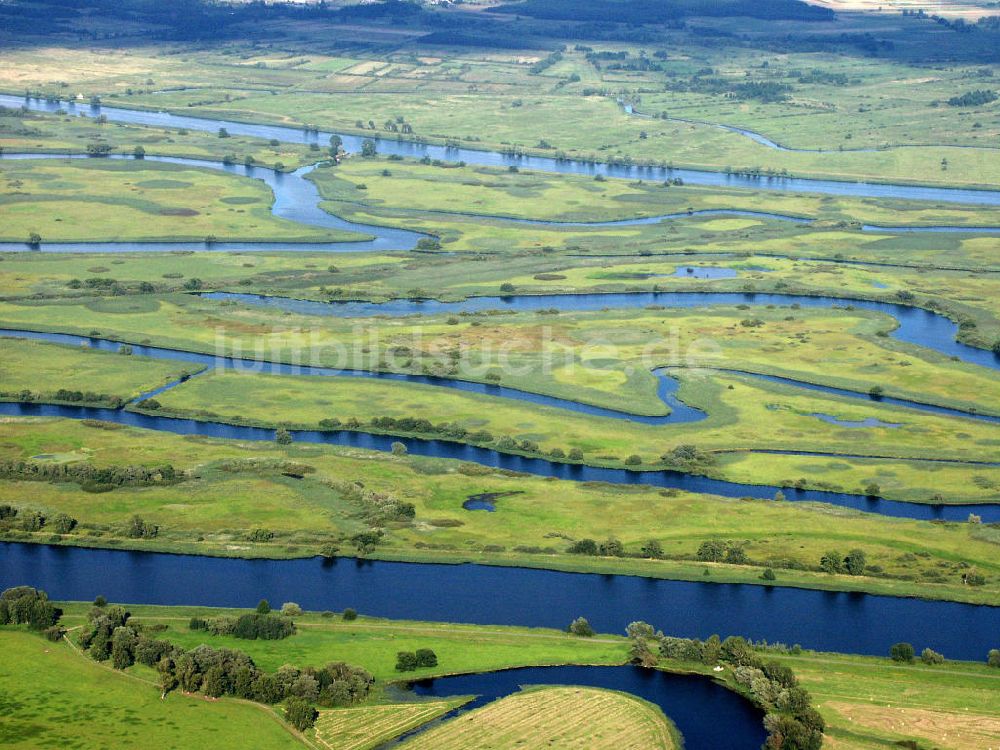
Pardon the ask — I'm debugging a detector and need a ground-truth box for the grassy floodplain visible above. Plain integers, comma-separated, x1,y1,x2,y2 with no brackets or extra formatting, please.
0,337,200,405
2,293,999,421
312,156,1000,228
1,418,998,605
0,158,364,243
6,603,1000,750
0,108,322,170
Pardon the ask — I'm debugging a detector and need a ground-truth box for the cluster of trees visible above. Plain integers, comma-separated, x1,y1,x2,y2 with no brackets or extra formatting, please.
946,89,997,107
0,586,61,631
0,460,180,493
631,625,823,750
494,0,833,23
0,505,75,534
189,611,295,641
2,387,122,408
819,549,867,576
76,598,372,727
395,649,438,671
566,536,664,559
332,480,416,525
529,50,563,75
319,415,493,447
665,76,792,103
126,515,159,539
697,540,748,565
660,444,717,471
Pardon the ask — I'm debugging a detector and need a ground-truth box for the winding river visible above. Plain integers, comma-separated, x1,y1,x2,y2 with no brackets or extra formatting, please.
3,96,1000,736
3,322,1000,521
6,93,1000,207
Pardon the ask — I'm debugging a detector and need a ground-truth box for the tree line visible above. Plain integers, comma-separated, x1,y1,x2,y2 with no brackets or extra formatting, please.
626,623,823,750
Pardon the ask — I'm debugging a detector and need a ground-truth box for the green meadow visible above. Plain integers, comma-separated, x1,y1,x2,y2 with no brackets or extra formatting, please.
0,158,364,243
0,628,302,750
6,602,998,750
313,156,1000,227
1,418,998,604
0,109,322,170
0,337,199,405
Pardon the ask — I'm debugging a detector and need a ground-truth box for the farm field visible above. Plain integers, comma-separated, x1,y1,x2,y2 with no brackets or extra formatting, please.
313,701,467,750
395,686,677,750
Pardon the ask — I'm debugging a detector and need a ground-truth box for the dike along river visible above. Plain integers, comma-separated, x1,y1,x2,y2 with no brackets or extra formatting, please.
6,93,1000,207
1,541,998,663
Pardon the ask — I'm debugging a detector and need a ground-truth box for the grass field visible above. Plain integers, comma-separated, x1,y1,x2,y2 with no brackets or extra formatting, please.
0,629,303,749
313,156,1000,227
313,700,467,750
143,364,1000,470
24,603,1000,750
0,158,362,243
0,109,322,170
57,605,629,681
774,650,1000,749
0,337,199,404
3,293,999,419
3,22,1000,188
3,418,999,605
396,686,676,750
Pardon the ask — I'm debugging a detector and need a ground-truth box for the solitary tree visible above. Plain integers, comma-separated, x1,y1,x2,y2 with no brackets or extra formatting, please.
256,599,271,615
275,428,293,445
361,139,377,157
890,642,915,663
640,540,664,559
568,617,595,637
844,549,867,576
284,696,318,731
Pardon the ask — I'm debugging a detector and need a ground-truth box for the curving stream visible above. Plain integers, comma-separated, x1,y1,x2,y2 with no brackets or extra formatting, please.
6,94,1000,207
4,94,1000,741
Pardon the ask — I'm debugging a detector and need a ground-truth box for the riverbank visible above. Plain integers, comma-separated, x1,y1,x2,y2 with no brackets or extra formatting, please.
5,601,998,749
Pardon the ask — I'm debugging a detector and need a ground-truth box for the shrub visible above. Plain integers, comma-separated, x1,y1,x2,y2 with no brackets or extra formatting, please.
281,602,302,617
988,649,1000,668
640,540,664,559
920,648,945,665
342,608,358,621
568,617,595,637
567,538,598,555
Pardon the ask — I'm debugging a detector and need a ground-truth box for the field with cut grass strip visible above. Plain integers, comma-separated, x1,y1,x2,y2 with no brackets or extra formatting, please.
397,686,676,750
312,700,467,750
